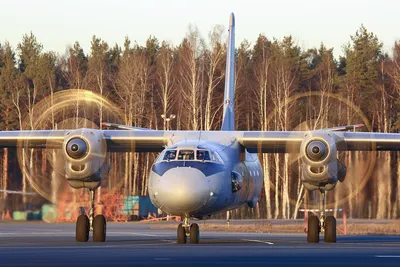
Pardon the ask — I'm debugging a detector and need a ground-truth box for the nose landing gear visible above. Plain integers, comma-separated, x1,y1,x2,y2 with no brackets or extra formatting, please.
177,217,200,244
75,189,106,242
177,223,187,244
307,190,337,243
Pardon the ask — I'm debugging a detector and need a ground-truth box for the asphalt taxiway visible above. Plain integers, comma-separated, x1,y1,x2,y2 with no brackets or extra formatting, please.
0,222,399,266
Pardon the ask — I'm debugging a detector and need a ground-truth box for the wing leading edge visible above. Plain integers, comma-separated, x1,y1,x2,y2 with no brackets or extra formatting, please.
0,130,66,148
0,129,168,152
1,129,400,153
103,130,168,152
238,131,400,153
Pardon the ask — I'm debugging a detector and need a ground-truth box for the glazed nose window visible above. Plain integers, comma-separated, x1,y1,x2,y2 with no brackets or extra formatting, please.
178,150,195,160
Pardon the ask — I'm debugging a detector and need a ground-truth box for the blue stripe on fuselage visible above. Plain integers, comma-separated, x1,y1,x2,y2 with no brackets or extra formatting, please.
152,161,226,177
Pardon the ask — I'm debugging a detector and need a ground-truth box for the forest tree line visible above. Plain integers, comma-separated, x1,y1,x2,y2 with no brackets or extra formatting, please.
1,24,400,219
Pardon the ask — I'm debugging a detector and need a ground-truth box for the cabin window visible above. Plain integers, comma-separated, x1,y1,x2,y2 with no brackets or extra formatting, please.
163,150,177,160
178,150,195,160
196,150,211,161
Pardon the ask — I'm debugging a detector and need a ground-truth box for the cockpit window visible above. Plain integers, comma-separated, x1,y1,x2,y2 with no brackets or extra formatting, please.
160,148,223,163
210,150,223,163
178,150,195,160
196,150,210,161
163,150,177,160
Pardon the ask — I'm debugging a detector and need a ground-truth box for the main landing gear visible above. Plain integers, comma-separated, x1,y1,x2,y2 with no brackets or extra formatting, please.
307,190,336,243
177,217,200,244
76,189,107,242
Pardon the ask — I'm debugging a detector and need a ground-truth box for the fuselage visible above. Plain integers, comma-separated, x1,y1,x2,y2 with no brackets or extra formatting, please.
148,132,263,218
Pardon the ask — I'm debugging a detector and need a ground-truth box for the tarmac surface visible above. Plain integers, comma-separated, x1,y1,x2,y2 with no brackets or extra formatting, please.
0,221,399,267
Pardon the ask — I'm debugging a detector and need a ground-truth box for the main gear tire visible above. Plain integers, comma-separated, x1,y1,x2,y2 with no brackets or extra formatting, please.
307,215,320,243
76,215,89,242
93,214,106,242
324,216,337,243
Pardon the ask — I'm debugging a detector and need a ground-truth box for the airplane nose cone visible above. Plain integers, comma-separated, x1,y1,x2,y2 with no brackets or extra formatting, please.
156,167,210,215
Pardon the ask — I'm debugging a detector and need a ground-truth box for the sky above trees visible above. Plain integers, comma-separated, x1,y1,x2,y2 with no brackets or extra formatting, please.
1,0,399,58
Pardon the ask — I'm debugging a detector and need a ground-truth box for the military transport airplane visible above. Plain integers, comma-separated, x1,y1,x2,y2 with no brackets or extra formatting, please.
1,13,399,244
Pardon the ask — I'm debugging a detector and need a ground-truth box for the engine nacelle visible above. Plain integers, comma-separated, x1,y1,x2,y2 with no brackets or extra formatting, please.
300,132,346,191
63,129,108,189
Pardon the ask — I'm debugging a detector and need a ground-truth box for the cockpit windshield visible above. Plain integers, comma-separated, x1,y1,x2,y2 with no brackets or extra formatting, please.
196,150,210,160
163,150,177,160
209,150,223,163
161,148,223,163
178,150,195,160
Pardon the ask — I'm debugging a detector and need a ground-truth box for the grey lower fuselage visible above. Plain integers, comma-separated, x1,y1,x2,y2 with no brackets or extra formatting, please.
148,131,263,218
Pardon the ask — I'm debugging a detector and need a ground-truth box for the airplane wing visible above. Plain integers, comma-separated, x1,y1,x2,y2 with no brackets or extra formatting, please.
239,131,304,153
0,130,66,148
0,129,168,152
103,130,167,152
239,131,400,153
2,128,400,153
340,131,400,151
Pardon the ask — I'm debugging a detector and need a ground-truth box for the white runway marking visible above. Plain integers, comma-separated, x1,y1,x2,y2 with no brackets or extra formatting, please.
375,255,400,258
109,231,167,237
130,232,161,237
242,239,274,245
161,239,176,244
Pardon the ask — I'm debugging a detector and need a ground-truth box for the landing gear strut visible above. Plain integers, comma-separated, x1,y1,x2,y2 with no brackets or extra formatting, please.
177,217,200,244
75,189,106,242
307,190,336,243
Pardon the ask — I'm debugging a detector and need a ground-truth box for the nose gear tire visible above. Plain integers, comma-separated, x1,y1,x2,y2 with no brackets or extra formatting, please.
177,223,187,244
190,223,200,244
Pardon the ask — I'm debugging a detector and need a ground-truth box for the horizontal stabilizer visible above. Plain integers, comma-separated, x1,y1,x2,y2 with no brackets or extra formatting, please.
319,124,364,132
102,122,153,131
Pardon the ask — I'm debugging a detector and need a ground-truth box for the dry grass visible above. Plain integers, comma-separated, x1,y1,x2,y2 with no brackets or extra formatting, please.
346,223,400,235
150,221,400,235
